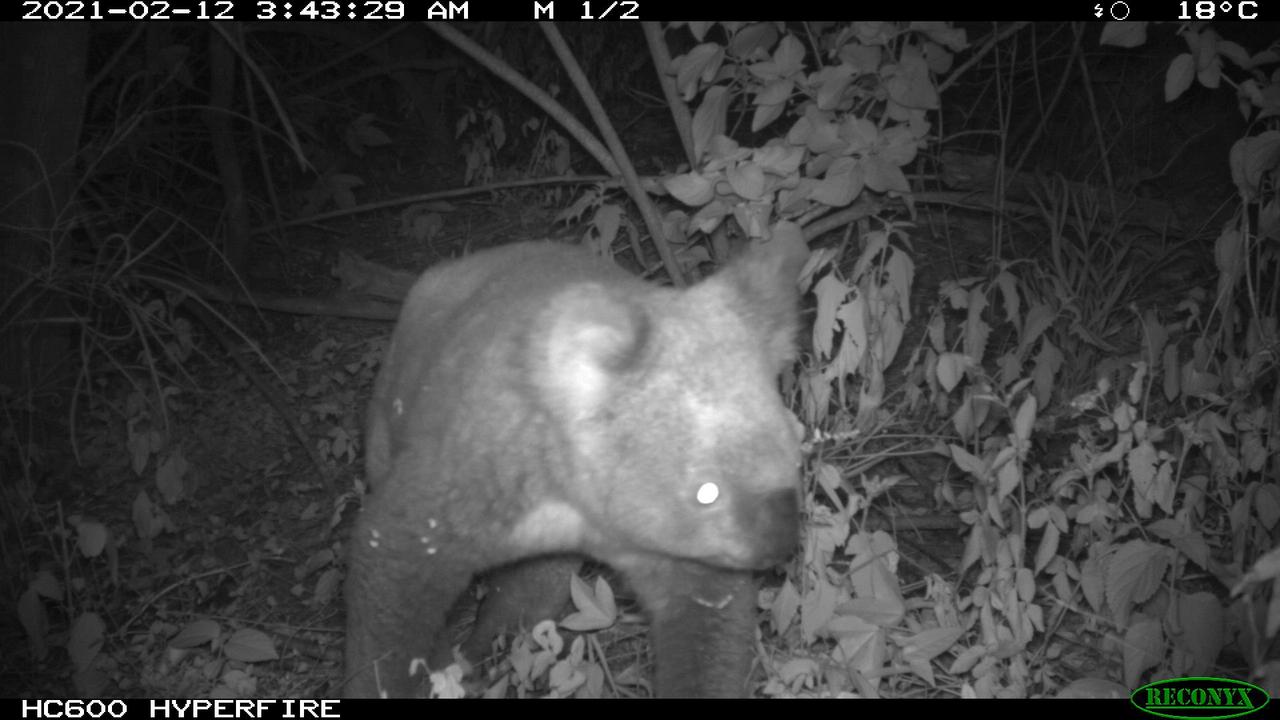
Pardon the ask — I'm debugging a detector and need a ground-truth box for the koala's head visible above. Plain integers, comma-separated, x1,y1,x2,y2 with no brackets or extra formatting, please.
533,243,807,570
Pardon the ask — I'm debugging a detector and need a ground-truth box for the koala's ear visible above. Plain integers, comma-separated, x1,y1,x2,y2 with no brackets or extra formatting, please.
756,220,810,287
537,284,651,422
718,222,809,369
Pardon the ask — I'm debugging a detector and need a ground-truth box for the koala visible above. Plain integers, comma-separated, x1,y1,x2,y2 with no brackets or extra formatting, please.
345,239,805,697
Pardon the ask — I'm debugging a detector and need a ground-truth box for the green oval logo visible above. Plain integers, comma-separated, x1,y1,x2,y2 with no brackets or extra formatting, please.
1131,677,1271,720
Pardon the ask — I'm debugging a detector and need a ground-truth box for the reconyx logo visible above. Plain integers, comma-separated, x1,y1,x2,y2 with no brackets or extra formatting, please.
1131,677,1270,720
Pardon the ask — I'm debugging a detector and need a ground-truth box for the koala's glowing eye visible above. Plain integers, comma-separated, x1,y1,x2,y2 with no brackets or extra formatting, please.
696,482,720,505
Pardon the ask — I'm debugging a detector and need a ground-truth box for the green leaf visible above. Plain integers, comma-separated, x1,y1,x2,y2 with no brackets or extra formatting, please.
170,618,221,649
224,628,279,663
